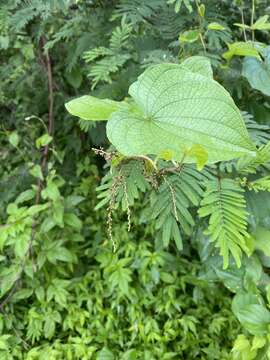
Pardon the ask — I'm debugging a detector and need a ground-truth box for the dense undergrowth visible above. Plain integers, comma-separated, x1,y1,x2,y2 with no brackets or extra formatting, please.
1,0,270,359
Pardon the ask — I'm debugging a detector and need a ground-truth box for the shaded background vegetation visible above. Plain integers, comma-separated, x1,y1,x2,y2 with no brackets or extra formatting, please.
0,0,270,359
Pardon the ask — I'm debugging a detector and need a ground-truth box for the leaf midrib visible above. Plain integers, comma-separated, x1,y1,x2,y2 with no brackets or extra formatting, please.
115,112,254,156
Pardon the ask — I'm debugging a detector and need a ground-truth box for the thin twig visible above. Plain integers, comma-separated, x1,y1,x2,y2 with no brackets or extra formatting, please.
240,7,248,42
162,175,179,222
92,147,116,161
106,174,122,252
251,0,255,42
1,307,30,349
122,178,131,231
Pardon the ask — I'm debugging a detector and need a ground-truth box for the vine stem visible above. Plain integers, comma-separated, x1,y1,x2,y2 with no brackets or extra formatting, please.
106,174,122,252
251,0,255,42
195,0,206,54
162,175,179,222
0,37,54,311
240,7,248,42
123,179,131,232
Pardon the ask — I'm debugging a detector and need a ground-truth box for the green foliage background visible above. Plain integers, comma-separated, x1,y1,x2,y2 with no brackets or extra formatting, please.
1,0,270,359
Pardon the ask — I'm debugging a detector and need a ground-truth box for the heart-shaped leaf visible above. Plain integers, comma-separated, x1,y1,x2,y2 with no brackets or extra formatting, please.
107,59,255,163
180,56,213,78
242,46,270,96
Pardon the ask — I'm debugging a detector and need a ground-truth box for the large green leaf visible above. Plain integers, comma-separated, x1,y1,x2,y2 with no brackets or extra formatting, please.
107,59,255,163
180,56,213,78
65,95,121,120
242,46,270,96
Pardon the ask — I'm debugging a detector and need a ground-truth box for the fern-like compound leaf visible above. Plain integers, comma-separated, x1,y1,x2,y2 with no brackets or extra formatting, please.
198,178,251,269
95,160,148,211
248,176,270,192
82,22,133,89
242,111,270,146
149,165,208,250
237,141,270,174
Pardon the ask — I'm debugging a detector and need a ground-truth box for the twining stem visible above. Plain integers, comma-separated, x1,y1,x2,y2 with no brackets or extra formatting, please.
199,33,207,53
240,7,248,42
107,173,123,252
251,0,255,42
195,0,206,53
123,178,131,232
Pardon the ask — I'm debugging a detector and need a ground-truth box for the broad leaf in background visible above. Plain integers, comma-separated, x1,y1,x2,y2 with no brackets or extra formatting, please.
231,334,261,360
97,347,114,360
232,292,270,336
223,42,260,61
207,22,226,31
107,57,255,163
246,191,270,231
252,227,270,257
179,29,200,43
251,15,270,31
242,46,270,96
167,0,193,14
